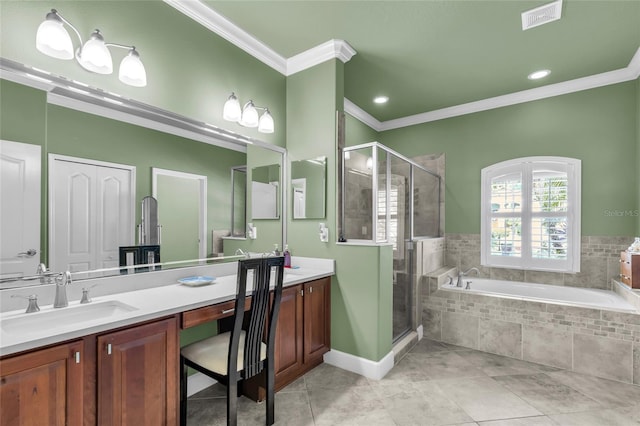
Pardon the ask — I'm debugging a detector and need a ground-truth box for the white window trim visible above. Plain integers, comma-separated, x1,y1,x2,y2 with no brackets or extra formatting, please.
480,156,581,273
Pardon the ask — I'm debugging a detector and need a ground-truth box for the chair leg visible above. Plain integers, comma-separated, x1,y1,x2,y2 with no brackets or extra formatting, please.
179,356,187,426
227,380,238,426
266,366,275,425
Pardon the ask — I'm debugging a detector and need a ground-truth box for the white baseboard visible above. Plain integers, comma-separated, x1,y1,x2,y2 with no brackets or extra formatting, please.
323,349,394,381
187,372,217,397
417,324,424,341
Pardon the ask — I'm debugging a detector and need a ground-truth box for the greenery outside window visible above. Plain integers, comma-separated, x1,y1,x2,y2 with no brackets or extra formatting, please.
481,157,581,273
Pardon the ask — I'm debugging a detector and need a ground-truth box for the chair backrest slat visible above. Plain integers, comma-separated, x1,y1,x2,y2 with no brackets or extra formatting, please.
229,257,284,380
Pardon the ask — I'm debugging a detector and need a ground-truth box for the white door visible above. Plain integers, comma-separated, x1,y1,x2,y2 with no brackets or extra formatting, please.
292,178,306,219
50,155,135,272
0,140,41,278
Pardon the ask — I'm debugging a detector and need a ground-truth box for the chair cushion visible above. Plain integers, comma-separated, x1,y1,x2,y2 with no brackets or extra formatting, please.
181,331,267,376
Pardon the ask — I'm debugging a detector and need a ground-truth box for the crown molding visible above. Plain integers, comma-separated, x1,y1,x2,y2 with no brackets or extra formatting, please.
164,0,356,76
163,0,287,74
346,46,640,132
287,40,356,76
344,98,382,131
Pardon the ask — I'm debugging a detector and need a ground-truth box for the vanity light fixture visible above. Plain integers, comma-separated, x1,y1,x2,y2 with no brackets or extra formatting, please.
36,9,147,87
223,92,274,133
527,69,551,80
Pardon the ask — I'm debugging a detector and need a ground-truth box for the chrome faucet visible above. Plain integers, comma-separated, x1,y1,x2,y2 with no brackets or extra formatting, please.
235,248,249,258
54,271,71,308
457,267,479,287
36,263,56,285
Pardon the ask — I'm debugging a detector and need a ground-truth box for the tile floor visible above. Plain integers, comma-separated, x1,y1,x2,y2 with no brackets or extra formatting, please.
186,339,640,425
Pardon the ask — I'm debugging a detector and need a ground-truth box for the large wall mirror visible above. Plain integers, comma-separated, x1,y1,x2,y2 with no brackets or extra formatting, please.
0,71,284,286
291,157,326,219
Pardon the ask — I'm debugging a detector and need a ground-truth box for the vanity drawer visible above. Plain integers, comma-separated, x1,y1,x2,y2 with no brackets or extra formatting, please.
181,297,251,329
620,251,640,289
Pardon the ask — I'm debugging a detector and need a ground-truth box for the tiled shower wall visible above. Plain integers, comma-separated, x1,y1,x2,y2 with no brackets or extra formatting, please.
421,272,640,385
445,234,633,290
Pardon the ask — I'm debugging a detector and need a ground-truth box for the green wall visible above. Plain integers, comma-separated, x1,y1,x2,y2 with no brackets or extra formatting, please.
286,60,393,362
0,1,286,147
345,113,379,147
379,81,638,237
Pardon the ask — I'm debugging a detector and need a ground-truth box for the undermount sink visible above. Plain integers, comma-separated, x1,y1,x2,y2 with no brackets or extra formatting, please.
1,300,138,335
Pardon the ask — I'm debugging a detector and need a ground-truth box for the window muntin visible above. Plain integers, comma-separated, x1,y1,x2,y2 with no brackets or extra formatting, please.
481,157,580,273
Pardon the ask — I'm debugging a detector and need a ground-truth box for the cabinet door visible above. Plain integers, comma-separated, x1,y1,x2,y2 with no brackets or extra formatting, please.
303,277,331,362
0,340,84,426
97,317,178,426
274,284,304,383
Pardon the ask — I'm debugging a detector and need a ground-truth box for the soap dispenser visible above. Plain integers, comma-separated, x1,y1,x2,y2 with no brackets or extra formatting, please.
283,244,291,268
274,243,281,256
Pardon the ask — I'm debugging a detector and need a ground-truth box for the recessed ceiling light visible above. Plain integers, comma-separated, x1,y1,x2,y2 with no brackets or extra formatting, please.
528,69,551,80
373,96,389,104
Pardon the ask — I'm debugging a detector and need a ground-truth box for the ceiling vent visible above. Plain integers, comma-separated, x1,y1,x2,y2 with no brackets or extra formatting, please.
521,0,563,31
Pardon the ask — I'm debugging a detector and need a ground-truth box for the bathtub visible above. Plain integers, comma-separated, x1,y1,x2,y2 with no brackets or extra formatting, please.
441,278,637,313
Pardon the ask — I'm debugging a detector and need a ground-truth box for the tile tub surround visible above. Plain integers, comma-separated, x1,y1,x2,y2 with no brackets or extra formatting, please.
445,234,633,290
422,274,640,385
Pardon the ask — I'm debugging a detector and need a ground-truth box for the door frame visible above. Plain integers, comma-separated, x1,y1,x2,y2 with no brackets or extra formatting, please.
48,154,136,270
152,168,207,259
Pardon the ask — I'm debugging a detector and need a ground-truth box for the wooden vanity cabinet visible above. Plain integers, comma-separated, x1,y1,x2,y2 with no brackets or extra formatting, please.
274,276,331,390
97,317,178,426
0,316,178,426
0,340,84,426
620,251,640,289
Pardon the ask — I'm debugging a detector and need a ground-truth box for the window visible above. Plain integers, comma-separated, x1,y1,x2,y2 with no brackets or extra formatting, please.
481,157,581,273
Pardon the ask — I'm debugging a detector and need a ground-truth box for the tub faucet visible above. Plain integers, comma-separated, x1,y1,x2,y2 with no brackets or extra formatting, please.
54,271,71,308
457,267,479,287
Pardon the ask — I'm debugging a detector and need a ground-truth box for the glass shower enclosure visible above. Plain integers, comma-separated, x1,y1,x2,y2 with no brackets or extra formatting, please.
341,142,441,342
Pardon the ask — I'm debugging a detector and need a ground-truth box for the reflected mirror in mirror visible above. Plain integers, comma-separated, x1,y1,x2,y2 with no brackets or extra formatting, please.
291,157,326,219
231,166,247,237
251,164,280,220
139,196,159,244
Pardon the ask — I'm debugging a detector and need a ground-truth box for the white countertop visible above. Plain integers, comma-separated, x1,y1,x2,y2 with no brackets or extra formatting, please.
0,257,334,357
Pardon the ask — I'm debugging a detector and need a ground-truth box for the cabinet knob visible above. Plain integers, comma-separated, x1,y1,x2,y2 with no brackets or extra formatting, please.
107,343,112,355
75,351,81,364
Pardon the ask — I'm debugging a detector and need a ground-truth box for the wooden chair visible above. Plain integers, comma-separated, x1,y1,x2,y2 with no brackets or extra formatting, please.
179,256,285,426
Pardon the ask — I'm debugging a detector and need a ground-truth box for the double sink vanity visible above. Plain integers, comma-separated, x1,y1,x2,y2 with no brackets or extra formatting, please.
0,256,334,425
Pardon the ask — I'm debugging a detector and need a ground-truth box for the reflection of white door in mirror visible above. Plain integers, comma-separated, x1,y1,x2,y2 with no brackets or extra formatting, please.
252,181,278,219
49,155,135,273
292,178,306,219
0,140,41,278
152,168,207,262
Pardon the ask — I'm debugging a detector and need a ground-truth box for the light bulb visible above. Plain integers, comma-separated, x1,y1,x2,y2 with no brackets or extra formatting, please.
258,110,274,133
239,101,259,128
36,10,74,60
119,48,146,87
78,30,113,74
223,93,241,122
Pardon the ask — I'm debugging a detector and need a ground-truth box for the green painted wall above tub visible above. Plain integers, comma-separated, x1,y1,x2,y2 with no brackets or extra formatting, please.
379,81,638,237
